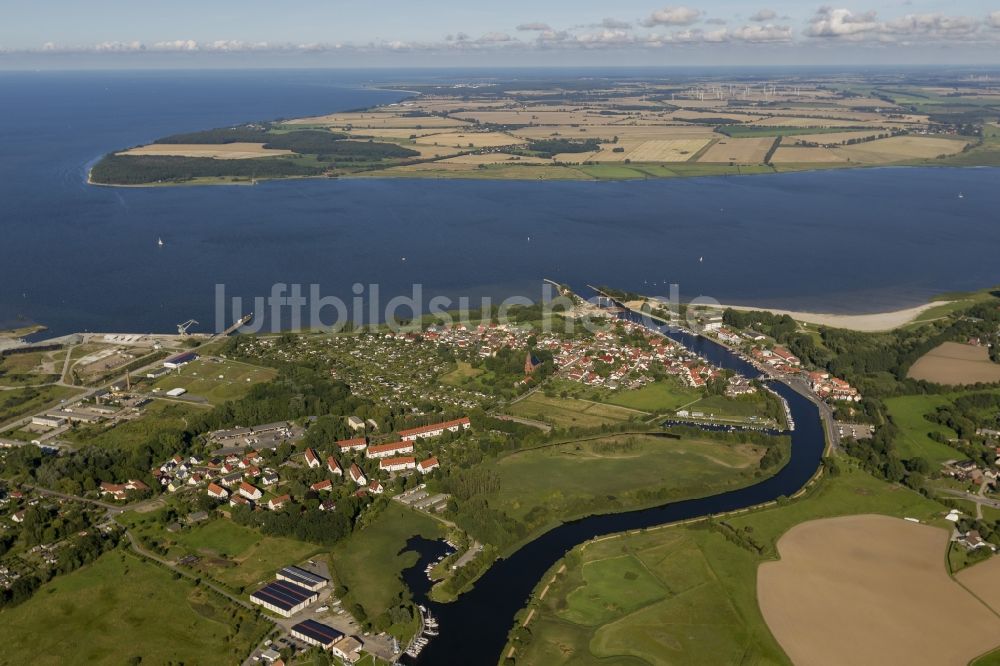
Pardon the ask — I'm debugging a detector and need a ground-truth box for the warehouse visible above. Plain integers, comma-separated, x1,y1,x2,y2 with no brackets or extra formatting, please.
249,580,318,617
163,351,198,369
291,619,344,650
276,565,329,592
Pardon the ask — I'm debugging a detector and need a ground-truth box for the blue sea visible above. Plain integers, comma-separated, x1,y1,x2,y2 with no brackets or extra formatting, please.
1,69,999,336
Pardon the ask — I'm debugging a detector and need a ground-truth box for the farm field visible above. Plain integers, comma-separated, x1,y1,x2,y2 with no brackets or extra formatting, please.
956,556,1000,614
506,392,642,428
832,135,968,163
697,137,774,163
594,138,709,163
151,357,277,404
507,460,947,666
118,142,294,159
118,513,320,593
413,131,523,148
330,504,445,630
485,433,774,525
770,146,847,163
0,551,270,665
907,341,1000,385
759,515,1000,666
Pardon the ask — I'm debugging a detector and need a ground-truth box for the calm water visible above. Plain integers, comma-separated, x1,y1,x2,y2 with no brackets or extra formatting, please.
1,69,999,335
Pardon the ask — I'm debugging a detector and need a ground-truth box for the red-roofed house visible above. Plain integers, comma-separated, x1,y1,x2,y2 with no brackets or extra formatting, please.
304,448,321,469
239,481,262,501
417,457,440,474
311,479,333,492
379,456,416,473
267,495,290,511
327,457,342,476
207,482,229,500
366,441,414,459
349,464,367,486
368,480,384,495
336,437,368,453
398,417,471,441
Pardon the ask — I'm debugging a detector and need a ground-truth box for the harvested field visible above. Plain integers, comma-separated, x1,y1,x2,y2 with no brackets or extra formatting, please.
117,143,293,159
413,131,524,148
832,135,968,163
594,138,709,162
441,152,551,165
956,556,1000,614
782,130,884,145
698,137,773,163
751,116,880,128
907,341,1000,385
770,146,848,163
450,110,595,125
391,143,464,159
758,515,1000,666
288,113,466,129
510,124,714,141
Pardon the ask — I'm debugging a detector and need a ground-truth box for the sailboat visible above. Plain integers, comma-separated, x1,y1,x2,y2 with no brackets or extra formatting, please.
958,193,965,199
157,237,164,247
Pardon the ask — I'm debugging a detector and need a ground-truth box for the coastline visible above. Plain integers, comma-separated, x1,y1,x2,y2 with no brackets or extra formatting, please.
722,301,949,332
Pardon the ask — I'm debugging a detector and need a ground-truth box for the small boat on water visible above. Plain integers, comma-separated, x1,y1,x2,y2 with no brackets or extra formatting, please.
157,237,164,247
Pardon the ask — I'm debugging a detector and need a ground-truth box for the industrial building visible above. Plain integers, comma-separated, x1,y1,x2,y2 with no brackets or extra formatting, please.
276,566,329,592
249,580,318,617
290,619,344,649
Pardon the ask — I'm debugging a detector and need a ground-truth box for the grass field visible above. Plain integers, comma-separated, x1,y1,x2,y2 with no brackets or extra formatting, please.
330,504,445,632
507,392,642,428
884,393,962,465
486,433,772,526
65,399,205,450
0,384,81,426
151,357,277,404
0,551,270,665
603,379,702,412
438,361,484,386
508,459,947,665
118,513,320,592
0,348,63,386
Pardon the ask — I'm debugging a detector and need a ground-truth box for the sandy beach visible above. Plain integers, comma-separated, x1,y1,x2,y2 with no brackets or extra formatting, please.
723,301,947,332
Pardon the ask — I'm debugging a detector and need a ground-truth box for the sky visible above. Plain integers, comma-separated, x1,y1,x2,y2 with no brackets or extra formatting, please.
3,1,1000,68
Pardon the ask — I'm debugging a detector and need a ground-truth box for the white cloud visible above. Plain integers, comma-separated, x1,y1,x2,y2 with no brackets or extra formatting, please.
730,23,793,42
705,18,728,26
642,6,703,27
477,32,513,44
153,39,198,51
600,17,633,30
990,11,1000,29
806,7,880,39
749,9,778,22
94,40,145,52
516,22,551,32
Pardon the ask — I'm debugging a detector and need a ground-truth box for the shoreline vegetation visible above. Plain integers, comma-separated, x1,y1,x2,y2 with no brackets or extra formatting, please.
86,74,1000,187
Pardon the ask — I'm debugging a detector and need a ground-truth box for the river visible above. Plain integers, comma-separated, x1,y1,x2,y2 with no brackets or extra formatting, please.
403,309,827,665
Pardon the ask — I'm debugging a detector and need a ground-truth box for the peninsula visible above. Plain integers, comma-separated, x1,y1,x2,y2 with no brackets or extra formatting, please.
89,72,1000,186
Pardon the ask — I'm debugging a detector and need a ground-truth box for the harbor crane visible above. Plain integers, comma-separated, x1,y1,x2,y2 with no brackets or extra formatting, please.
177,319,198,336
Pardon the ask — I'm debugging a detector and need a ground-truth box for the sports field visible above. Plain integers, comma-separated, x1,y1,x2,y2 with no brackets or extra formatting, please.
0,551,270,665
759,515,1000,666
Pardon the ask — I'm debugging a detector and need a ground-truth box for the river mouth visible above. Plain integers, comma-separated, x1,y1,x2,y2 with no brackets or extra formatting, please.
401,311,827,665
